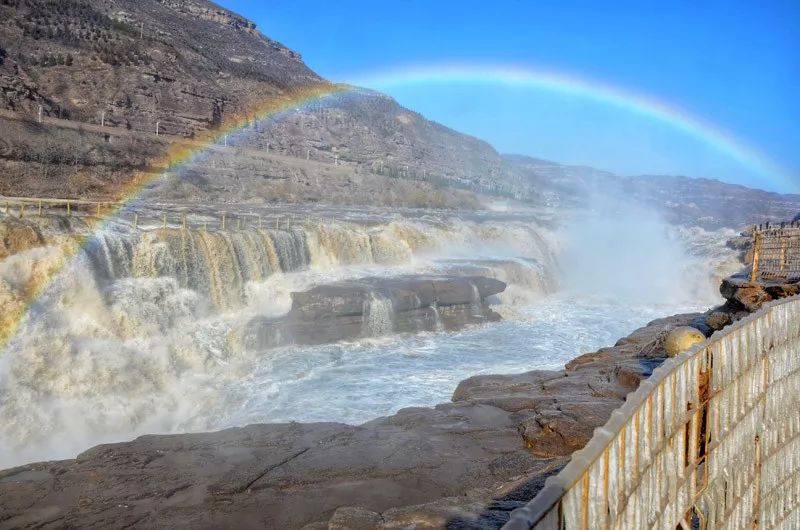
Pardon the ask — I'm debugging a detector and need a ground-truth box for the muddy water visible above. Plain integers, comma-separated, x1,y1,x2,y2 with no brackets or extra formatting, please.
0,207,737,468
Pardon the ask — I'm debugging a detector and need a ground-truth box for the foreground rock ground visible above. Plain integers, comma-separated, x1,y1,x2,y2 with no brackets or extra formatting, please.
0,274,773,530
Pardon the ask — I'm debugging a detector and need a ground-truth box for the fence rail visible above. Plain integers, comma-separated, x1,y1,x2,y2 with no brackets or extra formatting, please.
504,294,800,530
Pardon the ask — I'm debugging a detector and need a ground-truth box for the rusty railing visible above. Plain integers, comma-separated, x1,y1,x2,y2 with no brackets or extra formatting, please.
750,224,800,282
504,295,800,530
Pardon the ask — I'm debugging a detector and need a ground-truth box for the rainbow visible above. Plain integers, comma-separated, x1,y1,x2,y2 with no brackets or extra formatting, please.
36,63,800,210
0,64,793,351
347,63,795,191
0,82,357,351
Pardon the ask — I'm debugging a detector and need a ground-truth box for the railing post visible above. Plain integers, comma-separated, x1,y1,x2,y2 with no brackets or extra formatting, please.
581,472,590,530
779,238,787,275
221,214,226,230
753,434,761,529
67,201,71,217
38,200,42,217
750,228,762,282
162,213,167,229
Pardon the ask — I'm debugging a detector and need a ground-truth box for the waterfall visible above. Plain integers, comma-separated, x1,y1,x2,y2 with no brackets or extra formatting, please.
468,282,482,317
0,217,563,325
430,301,444,332
270,229,310,272
85,230,133,282
362,293,394,336
77,228,314,309
312,222,374,265
0,213,564,467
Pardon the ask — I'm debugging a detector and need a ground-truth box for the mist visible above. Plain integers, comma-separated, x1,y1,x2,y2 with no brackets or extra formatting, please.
560,193,723,306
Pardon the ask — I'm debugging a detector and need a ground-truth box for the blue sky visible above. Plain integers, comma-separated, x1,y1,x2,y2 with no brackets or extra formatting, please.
218,0,799,193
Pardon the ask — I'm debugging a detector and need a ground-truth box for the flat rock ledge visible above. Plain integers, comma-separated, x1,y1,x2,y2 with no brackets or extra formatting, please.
0,307,719,530
239,275,505,349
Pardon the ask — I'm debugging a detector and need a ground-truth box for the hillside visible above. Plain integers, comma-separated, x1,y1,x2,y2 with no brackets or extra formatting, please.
0,0,797,225
0,0,502,207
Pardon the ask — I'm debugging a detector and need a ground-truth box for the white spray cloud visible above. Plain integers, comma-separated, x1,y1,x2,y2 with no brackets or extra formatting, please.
560,193,725,306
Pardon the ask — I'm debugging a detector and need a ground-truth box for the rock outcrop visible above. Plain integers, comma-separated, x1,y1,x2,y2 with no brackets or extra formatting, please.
0,216,46,259
0,312,702,529
719,273,800,313
239,275,505,349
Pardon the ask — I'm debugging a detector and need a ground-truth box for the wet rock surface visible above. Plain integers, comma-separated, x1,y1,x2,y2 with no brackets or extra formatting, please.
239,275,505,349
719,273,800,313
0,216,46,260
0,312,703,529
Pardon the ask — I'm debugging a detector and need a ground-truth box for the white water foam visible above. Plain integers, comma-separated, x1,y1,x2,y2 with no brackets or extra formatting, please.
363,293,395,336
0,212,735,468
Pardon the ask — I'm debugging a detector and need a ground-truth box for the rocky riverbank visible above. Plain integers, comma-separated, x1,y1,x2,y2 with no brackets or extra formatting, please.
0,314,722,529
0,269,773,529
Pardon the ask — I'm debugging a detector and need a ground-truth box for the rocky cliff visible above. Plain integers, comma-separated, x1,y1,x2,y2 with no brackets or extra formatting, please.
0,0,501,205
0,0,797,225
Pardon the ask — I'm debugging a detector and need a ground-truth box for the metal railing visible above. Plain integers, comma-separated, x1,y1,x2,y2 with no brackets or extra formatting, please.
1,108,527,198
505,295,800,530
751,225,800,282
0,196,312,231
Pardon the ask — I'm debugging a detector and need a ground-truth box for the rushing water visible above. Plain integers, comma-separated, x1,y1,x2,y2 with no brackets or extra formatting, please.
0,208,739,468
220,295,709,426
